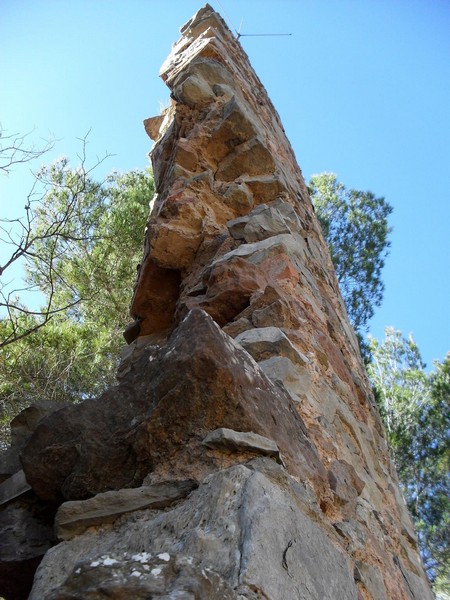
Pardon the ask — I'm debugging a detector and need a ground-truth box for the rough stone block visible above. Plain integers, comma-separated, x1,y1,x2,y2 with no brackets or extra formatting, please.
235,326,308,366
56,480,197,541
202,428,281,462
30,465,357,600
0,470,31,506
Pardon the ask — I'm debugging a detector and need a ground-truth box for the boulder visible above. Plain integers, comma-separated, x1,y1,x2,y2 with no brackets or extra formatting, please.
0,504,54,600
21,309,325,503
30,463,357,600
46,553,236,600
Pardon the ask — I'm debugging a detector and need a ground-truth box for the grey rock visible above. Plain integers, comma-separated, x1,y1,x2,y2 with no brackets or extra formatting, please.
46,553,236,600
354,561,388,600
30,464,357,600
258,356,312,402
216,138,276,182
10,401,64,449
227,200,303,243
0,402,65,479
237,469,358,600
0,447,21,482
214,232,308,272
222,182,254,213
394,555,434,600
235,326,308,366
239,204,291,242
328,459,365,505
172,57,235,109
333,519,367,552
117,333,163,380
227,215,249,240
202,428,281,462
0,504,54,600
56,480,197,541
222,317,253,338
0,469,31,506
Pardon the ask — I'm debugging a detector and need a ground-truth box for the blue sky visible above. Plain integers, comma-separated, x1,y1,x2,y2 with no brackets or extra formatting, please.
1,0,449,367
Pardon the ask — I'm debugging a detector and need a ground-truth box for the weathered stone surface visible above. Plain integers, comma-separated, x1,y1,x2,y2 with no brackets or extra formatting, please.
46,553,236,600
182,256,269,326
238,469,358,600
30,464,356,600
258,356,312,402
354,561,389,600
235,326,308,366
10,401,63,449
56,480,197,541
328,459,365,505
0,504,54,600
227,199,302,243
394,555,434,600
21,309,324,502
0,449,18,484
0,401,64,480
202,428,281,462
0,469,31,505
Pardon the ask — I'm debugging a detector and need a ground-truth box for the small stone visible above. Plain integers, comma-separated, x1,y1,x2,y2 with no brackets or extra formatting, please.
202,428,281,462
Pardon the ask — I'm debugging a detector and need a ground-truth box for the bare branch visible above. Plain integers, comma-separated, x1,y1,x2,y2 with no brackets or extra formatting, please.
0,126,55,173
0,131,113,348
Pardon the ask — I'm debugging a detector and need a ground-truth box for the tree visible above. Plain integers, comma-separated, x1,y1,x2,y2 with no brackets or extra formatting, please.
309,173,392,334
368,328,449,588
0,134,111,347
0,159,154,444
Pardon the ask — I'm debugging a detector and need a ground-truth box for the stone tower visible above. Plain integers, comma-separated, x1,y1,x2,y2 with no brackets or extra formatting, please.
0,5,433,599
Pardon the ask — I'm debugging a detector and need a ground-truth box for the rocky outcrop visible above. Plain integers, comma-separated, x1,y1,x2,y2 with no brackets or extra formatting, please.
0,4,432,599
20,309,323,503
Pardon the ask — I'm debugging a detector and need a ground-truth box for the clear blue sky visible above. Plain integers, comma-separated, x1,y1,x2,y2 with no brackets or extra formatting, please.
1,0,449,368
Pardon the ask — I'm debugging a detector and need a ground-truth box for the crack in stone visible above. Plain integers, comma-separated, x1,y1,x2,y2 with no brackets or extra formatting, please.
282,538,295,574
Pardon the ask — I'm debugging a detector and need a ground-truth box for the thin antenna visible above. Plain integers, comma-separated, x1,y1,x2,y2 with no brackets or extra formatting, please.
237,33,292,39
237,17,244,37
215,0,292,41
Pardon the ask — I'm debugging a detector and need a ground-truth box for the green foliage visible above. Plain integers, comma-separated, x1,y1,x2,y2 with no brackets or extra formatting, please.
309,173,392,334
28,163,152,326
368,328,450,586
0,163,154,444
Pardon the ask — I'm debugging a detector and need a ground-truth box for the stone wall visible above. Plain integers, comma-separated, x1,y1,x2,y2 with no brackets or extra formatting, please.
0,5,433,599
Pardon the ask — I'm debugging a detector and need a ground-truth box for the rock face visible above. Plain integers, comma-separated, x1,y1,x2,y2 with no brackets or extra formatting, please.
0,4,433,599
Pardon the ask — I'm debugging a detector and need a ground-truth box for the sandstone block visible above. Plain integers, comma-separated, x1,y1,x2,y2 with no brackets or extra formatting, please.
228,200,302,244
214,232,307,268
354,561,388,600
258,356,312,402
328,459,365,505
235,326,308,366
0,470,31,505
202,428,281,462
56,480,197,541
